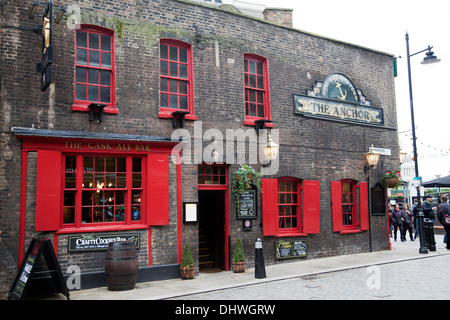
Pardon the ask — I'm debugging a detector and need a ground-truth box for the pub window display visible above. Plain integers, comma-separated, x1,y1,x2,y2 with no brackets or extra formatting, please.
63,155,142,226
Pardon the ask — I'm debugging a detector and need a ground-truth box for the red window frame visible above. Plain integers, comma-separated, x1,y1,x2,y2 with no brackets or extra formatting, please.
277,178,301,233
331,180,369,234
341,179,356,229
62,154,143,228
262,178,320,237
198,164,228,185
72,24,117,114
243,54,272,127
158,39,196,120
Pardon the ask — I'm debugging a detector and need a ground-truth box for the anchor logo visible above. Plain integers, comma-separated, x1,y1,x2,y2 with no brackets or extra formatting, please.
335,80,347,100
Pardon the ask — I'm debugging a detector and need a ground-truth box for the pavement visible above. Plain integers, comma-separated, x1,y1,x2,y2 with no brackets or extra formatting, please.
50,234,450,300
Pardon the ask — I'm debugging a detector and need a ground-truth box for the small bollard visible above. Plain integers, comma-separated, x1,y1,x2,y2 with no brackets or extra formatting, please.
424,218,436,251
255,238,266,279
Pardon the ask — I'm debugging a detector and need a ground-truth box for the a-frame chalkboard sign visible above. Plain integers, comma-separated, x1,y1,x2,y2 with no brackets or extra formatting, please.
9,238,70,300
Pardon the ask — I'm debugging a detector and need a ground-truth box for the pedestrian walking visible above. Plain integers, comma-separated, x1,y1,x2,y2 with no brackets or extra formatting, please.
388,203,394,237
422,195,435,220
402,203,415,241
437,195,450,250
412,198,420,239
391,204,404,241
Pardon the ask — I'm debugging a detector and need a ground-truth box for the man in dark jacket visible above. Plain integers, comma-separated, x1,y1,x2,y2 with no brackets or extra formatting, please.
391,204,404,241
437,195,450,250
422,195,435,219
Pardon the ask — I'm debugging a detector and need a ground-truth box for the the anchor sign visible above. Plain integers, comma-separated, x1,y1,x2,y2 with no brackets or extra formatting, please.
335,80,347,100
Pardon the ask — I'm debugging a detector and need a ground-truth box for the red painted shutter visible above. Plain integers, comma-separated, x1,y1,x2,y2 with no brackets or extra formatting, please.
358,182,369,231
302,180,320,234
331,181,342,232
261,178,278,236
147,154,169,226
35,150,62,231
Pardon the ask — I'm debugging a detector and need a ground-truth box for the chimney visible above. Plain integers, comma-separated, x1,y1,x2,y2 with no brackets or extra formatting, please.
263,8,293,28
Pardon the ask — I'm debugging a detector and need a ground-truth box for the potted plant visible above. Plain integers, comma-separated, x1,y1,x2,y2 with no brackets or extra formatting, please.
180,242,195,279
381,171,400,188
232,164,261,207
232,237,246,273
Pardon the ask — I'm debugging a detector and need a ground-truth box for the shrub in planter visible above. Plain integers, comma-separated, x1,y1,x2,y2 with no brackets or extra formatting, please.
232,164,261,207
180,242,195,279
232,237,246,273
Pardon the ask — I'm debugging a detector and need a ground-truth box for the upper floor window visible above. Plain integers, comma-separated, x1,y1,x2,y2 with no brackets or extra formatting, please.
243,54,272,126
159,39,196,120
73,25,117,114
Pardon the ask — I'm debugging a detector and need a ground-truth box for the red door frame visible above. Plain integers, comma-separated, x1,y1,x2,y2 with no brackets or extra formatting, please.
197,164,229,271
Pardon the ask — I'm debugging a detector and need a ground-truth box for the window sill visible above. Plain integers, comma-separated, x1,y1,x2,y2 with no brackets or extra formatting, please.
56,224,149,234
72,103,119,114
244,119,274,128
339,229,362,234
274,232,307,238
159,110,197,121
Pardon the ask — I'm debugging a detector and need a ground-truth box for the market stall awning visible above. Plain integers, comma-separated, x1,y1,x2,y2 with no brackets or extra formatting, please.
423,175,450,188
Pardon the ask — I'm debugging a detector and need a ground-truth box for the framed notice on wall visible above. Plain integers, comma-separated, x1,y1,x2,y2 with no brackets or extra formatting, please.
237,188,257,219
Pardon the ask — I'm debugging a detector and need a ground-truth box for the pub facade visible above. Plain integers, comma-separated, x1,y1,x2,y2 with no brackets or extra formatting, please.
0,0,400,297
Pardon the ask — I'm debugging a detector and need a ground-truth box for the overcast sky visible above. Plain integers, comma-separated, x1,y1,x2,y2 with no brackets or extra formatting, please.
243,0,450,181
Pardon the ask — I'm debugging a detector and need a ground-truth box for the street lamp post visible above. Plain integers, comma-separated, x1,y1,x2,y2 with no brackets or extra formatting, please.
405,32,441,254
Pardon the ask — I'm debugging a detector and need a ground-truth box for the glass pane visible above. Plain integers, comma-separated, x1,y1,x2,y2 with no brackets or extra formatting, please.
63,207,75,224
89,33,99,49
180,96,188,110
179,81,187,94
170,62,178,77
88,69,98,84
82,190,92,205
89,51,100,67
257,61,263,75
77,49,87,65
95,157,105,172
82,207,93,223
88,86,99,101
180,64,188,79
160,93,168,108
65,173,76,188
76,84,86,100
76,31,87,47
117,158,126,172
169,79,178,93
132,173,141,188
64,191,76,206
244,74,249,86
170,95,178,109
179,48,188,63
106,157,116,172
280,194,285,204
106,173,115,188
250,74,256,88
249,103,256,116
249,90,256,102
279,181,285,192
115,206,125,221
66,156,76,170
83,173,93,188
258,104,264,117
257,76,264,89
160,44,168,59
160,61,168,75
101,52,111,68
83,157,94,171
100,87,110,103
244,59,248,72
160,78,168,92
249,60,255,73
117,173,126,188
170,46,178,61
101,35,111,51
76,67,87,83
257,91,264,103
132,158,141,172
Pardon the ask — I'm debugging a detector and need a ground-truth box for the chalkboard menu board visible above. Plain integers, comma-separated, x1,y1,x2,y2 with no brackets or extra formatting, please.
9,238,69,300
237,189,257,219
275,239,307,260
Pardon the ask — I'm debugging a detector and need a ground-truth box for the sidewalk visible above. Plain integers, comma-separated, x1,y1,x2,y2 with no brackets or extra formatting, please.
62,234,449,300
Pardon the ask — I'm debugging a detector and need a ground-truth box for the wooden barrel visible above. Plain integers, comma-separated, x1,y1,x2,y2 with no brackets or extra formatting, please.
105,241,138,291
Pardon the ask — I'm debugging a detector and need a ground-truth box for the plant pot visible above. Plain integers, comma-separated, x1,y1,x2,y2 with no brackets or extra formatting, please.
180,267,195,279
385,177,399,188
232,261,246,273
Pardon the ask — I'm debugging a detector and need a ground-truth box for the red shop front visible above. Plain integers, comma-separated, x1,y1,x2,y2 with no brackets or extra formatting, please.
13,127,184,288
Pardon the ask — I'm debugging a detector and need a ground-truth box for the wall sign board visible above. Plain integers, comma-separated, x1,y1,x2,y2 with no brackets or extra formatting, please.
237,189,257,219
275,239,307,260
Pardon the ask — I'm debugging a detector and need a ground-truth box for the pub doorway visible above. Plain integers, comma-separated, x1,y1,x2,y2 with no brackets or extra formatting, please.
197,164,229,271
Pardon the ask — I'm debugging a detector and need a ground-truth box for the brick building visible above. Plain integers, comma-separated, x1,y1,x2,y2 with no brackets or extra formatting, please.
0,0,400,298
